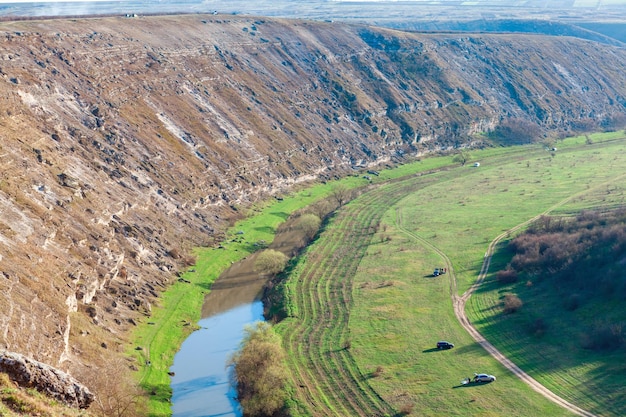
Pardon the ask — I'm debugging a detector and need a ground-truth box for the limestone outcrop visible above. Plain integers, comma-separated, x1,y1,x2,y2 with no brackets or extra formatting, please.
0,350,94,409
0,13,626,390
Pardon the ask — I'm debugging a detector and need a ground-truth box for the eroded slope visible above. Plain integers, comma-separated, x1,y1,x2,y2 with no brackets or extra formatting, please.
0,14,625,387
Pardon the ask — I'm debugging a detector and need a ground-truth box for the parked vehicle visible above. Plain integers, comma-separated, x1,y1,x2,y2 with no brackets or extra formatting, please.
473,373,496,382
437,341,454,349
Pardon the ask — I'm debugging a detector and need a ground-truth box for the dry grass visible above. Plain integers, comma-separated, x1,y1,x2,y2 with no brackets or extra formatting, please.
0,373,91,417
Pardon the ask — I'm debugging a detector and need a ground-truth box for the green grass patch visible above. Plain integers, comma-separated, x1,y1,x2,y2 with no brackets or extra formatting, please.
350,206,568,416
347,132,626,416
130,179,367,415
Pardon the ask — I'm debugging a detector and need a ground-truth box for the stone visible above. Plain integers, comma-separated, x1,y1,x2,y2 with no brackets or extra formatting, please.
0,350,94,409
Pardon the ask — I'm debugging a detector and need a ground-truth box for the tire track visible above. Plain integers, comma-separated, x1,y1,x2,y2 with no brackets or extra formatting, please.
282,178,425,416
394,172,626,417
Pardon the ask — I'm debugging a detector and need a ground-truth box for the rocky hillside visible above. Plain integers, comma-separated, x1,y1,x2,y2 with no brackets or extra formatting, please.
0,13,625,391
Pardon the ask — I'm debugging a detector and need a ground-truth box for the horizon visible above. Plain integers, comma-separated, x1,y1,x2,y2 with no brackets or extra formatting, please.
1,0,626,24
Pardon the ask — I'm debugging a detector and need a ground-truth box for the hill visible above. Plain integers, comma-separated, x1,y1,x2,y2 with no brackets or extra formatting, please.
1,13,626,408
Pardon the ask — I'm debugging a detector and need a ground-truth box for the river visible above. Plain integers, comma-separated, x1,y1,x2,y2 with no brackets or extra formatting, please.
169,213,310,416
170,300,263,417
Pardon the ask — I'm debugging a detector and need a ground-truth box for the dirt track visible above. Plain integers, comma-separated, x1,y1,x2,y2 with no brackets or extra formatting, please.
452,228,597,417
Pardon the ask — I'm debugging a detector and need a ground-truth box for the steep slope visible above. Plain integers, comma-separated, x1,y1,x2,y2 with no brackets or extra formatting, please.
0,13,625,392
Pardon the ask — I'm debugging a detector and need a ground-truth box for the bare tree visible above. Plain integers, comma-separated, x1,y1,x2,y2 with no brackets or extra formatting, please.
452,150,471,166
330,184,352,207
77,357,147,417
503,293,523,314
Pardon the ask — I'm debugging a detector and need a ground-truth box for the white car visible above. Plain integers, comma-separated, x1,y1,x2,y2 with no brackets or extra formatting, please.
473,373,496,383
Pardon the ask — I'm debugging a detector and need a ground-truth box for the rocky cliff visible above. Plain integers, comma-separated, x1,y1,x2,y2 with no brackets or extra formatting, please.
0,13,625,391
0,350,94,409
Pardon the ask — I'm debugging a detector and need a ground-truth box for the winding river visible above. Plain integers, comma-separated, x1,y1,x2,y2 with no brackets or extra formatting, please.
169,213,309,416
170,300,263,417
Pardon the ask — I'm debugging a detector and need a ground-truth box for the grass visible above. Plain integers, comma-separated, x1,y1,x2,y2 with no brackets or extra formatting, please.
132,130,626,416
130,177,367,415
276,131,626,416
0,373,89,417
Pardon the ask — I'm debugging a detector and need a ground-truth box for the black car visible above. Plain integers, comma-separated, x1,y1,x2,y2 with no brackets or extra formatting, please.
437,341,454,349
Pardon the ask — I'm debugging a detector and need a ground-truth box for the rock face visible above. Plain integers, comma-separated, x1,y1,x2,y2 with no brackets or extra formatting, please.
0,13,625,385
0,350,94,409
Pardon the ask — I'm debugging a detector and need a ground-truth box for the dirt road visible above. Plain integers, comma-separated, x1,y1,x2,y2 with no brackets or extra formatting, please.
452,229,597,417
396,205,597,417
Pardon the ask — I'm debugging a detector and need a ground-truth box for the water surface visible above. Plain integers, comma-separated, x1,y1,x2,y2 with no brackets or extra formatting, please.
170,301,264,417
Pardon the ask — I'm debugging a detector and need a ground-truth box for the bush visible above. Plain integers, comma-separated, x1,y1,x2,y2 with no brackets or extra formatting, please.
229,322,288,416
563,293,582,311
529,318,547,337
503,293,523,314
298,213,321,241
496,267,518,284
254,249,289,276
372,366,384,377
399,402,415,415
581,321,624,351
491,118,542,145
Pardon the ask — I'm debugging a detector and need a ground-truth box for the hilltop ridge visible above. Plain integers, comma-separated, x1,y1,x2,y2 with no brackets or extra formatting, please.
0,13,625,402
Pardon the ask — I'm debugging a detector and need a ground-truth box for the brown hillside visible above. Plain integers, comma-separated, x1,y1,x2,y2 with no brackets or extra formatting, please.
0,13,625,391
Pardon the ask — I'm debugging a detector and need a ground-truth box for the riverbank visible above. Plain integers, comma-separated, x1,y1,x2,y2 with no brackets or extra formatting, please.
129,180,355,416
129,154,465,415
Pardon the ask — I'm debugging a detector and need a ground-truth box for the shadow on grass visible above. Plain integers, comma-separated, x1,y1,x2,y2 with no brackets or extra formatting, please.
141,382,173,417
253,225,275,234
452,380,494,389
270,210,290,220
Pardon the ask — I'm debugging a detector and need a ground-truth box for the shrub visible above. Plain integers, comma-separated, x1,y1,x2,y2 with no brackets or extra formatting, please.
254,249,289,276
581,321,624,351
563,293,582,311
343,339,352,350
529,318,547,337
503,293,523,314
399,402,415,416
298,213,321,241
229,322,288,417
496,267,518,284
491,118,542,145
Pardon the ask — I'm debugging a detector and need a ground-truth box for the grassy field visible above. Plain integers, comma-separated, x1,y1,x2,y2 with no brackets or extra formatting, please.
132,130,626,416
277,132,626,416
130,180,361,416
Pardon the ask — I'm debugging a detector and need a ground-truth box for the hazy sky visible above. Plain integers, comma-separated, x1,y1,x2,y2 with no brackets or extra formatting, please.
1,0,625,20
0,0,625,4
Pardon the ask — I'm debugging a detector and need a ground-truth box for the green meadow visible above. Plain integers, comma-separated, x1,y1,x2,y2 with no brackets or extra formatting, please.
347,132,626,416
132,131,626,416
277,132,626,416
